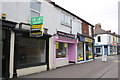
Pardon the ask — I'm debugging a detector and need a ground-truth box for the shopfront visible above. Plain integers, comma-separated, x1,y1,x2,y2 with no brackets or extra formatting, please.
112,41,118,55
77,34,94,62
77,42,84,62
0,19,17,79
53,31,77,68
13,23,51,77
94,45,113,56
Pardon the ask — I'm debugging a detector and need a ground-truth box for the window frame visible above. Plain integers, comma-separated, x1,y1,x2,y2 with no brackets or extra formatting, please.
89,25,92,37
96,47,101,53
98,36,101,42
56,42,67,59
30,1,41,18
61,12,72,27
15,31,47,69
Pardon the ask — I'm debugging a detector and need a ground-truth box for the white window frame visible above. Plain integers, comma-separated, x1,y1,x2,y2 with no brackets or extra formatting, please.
30,0,41,18
89,25,92,37
61,12,72,27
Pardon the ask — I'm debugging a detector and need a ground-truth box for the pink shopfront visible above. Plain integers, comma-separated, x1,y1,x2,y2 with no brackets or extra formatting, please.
53,31,78,68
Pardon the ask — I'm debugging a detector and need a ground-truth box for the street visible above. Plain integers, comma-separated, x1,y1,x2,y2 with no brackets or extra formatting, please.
19,55,119,79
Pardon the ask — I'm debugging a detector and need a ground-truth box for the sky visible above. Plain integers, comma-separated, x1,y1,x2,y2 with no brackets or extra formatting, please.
51,0,119,34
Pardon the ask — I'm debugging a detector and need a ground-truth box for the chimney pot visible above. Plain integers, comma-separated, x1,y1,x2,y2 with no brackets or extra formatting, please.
95,23,101,29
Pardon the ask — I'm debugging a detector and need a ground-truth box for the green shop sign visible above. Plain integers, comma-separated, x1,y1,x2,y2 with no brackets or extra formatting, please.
30,16,43,25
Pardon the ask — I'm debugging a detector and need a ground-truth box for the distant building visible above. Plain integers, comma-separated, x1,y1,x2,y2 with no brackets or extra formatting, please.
94,23,120,56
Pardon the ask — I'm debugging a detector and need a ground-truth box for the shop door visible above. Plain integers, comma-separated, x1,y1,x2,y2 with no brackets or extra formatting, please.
68,43,76,63
2,29,11,78
104,46,108,55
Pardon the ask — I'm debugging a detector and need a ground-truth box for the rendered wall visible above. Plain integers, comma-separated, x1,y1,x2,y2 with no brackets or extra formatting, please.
94,34,112,45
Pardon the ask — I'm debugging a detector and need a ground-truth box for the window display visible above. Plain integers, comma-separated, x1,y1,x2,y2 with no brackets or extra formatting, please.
16,36,46,68
56,42,67,58
86,43,93,60
77,42,84,61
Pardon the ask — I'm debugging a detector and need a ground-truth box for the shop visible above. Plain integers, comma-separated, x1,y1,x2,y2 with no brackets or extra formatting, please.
77,34,94,62
112,41,118,55
53,31,77,68
0,19,17,78
94,45,113,56
13,23,51,77
117,43,120,54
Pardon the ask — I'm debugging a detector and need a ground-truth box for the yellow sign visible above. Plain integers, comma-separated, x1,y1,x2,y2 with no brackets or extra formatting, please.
1,13,6,17
31,24,43,32
78,57,83,61
64,43,67,47
56,42,59,49
30,24,43,37
85,37,92,42
89,55,93,58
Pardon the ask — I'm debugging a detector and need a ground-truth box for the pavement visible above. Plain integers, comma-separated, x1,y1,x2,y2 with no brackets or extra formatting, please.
18,55,119,79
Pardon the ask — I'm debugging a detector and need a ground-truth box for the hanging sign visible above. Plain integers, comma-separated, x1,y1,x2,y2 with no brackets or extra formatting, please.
31,16,43,25
30,16,44,37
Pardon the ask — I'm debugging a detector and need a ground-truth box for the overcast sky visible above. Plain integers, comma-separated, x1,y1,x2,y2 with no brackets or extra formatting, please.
51,0,119,34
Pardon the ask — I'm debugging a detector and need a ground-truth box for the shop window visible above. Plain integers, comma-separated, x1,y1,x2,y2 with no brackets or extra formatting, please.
77,42,84,61
16,36,46,68
113,46,117,52
56,42,67,58
30,0,41,18
96,48,101,53
98,36,101,42
86,43,93,60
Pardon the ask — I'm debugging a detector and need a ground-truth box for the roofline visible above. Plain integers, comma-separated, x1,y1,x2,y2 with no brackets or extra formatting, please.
94,33,120,37
48,1,95,27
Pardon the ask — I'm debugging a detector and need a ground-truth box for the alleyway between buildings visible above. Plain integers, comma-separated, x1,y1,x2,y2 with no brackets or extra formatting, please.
19,55,119,79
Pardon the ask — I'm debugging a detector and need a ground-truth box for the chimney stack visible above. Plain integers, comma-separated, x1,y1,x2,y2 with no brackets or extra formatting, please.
113,32,116,34
95,23,101,29
107,30,111,33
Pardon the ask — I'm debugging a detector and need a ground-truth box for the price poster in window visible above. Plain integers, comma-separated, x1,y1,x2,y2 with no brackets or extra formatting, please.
64,43,67,47
56,42,59,49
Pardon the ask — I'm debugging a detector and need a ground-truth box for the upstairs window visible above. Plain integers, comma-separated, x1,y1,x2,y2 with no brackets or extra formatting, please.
30,0,41,18
109,36,111,42
89,25,92,36
113,37,115,41
61,12,72,27
98,36,101,42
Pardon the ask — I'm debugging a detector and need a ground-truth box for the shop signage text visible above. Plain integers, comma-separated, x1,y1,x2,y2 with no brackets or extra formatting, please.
30,16,44,37
85,37,93,42
57,31,75,39
31,16,43,25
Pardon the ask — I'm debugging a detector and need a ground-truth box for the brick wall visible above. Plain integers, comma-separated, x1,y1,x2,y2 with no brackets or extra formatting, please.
82,22,89,36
